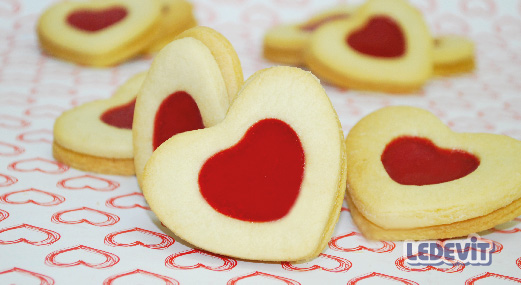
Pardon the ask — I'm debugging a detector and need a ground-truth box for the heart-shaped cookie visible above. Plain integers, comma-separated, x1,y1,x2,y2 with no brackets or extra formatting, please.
142,66,346,262
38,0,162,66
305,0,432,93
133,26,243,185
142,0,197,54
433,35,475,76
53,72,146,175
345,106,521,240
263,5,356,65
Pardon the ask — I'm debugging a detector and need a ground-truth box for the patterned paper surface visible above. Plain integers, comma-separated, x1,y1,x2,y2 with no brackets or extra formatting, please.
1,0,521,284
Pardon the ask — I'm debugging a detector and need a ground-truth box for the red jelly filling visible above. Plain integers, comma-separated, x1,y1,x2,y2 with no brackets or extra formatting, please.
67,6,128,32
300,13,350,32
346,16,406,58
100,98,136,129
198,119,305,222
153,91,204,150
381,136,480,186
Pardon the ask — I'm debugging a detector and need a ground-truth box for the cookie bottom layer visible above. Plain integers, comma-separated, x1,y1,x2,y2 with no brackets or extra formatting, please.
143,18,197,54
263,45,305,66
346,191,521,240
305,51,424,93
53,142,135,176
433,58,475,77
37,22,159,67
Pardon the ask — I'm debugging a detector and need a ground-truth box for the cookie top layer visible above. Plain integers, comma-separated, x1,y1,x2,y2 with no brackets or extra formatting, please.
264,5,356,51
54,72,147,159
433,35,474,65
38,0,162,65
175,26,244,103
142,66,346,262
306,0,432,92
345,106,521,229
133,34,234,184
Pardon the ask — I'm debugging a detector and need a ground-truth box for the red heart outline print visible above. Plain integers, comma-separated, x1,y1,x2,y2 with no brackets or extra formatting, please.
0,173,18,187
328,231,396,253
103,269,179,285
0,224,60,246
395,252,466,273
8,157,69,174
0,115,30,129
433,14,470,35
465,272,521,284
517,257,521,269
24,105,65,118
57,175,120,191
45,244,120,269
51,207,120,226
30,83,76,97
281,253,352,272
104,227,174,249
460,0,496,17
0,141,24,156
0,0,22,17
16,129,53,144
0,94,35,106
0,267,54,285
165,249,237,271
227,271,301,285
346,272,419,285
0,209,9,222
491,217,521,234
437,235,503,254
0,188,66,206
105,192,150,210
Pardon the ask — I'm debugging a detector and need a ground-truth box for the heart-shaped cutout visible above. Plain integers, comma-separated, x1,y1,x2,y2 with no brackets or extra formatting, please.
133,26,243,185
346,16,405,58
199,119,304,222
305,0,432,92
142,66,346,262
100,99,136,129
381,136,480,185
67,6,127,32
38,0,162,66
153,91,204,150
53,72,146,175
345,106,521,240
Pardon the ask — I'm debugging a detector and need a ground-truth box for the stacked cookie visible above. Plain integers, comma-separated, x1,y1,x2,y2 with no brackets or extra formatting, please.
53,26,346,262
264,0,475,93
38,0,197,67
52,26,521,263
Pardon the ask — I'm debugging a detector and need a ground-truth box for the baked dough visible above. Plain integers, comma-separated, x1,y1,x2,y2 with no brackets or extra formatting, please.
433,35,475,76
263,5,356,65
305,0,432,93
133,27,243,186
53,72,147,175
142,67,346,262
38,0,162,66
143,0,197,54
345,106,521,240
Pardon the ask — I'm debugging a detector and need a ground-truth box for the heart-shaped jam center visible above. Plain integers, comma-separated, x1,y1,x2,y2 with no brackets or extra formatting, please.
346,16,405,58
100,98,136,129
67,6,128,32
153,91,204,150
381,136,480,186
300,13,350,32
198,119,305,222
